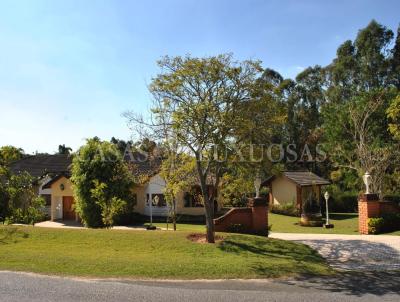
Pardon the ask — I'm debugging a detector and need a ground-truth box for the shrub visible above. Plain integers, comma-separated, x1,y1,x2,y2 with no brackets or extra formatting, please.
25,196,46,224
383,195,400,204
226,223,271,236
71,138,135,228
271,203,299,217
90,180,127,228
1,170,46,225
227,223,246,234
368,218,385,234
368,214,400,234
329,193,358,213
381,213,400,232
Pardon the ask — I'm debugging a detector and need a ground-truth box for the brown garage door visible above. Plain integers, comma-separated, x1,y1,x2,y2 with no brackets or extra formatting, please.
62,196,75,220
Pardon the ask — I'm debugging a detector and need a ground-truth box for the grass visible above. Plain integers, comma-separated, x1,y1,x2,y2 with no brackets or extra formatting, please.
0,226,332,279
386,229,400,235
146,213,360,235
269,213,360,235
144,222,206,232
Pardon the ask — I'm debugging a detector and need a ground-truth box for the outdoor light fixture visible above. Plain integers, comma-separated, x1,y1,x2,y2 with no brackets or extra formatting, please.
254,174,262,198
60,183,65,191
323,191,334,229
363,172,371,194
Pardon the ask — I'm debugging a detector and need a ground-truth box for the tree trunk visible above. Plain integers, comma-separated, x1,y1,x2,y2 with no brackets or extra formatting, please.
204,200,215,243
195,159,215,243
173,199,177,231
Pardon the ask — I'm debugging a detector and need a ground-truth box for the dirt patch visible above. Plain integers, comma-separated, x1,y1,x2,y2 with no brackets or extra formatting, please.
187,233,223,244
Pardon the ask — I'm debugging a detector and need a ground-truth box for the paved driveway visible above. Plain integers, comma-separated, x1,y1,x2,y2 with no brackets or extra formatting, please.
270,232,400,271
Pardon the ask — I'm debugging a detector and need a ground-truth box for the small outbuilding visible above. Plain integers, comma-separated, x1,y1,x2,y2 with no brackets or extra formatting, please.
262,171,330,213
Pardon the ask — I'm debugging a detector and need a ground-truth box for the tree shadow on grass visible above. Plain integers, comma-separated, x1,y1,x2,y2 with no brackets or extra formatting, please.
330,213,358,221
292,239,400,271
0,227,28,244
219,235,327,264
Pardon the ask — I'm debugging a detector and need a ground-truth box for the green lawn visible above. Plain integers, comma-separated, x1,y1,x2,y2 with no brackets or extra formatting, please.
139,212,400,235
147,213,360,235
0,226,332,279
144,222,206,232
386,229,400,235
269,213,360,235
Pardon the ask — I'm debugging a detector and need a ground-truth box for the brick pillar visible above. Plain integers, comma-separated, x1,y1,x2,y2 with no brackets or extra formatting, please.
358,193,380,234
248,197,269,236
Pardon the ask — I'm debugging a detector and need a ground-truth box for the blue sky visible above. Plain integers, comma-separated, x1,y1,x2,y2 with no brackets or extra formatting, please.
0,0,399,154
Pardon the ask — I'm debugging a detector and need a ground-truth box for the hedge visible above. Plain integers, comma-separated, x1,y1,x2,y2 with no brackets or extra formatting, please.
368,213,400,234
328,193,358,213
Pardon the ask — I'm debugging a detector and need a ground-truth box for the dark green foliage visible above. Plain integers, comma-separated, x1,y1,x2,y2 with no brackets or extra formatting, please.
368,217,385,234
328,193,358,213
0,146,24,166
383,194,400,203
302,194,321,215
0,169,45,224
110,137,133,155
226,223,270,236
321,20,400,194
381,213,400,231
391,26,400,88
227,223,246,234
271,203,299,217
58,144,72,155
71,138,135,227
368,213,400,234
0,170,9,221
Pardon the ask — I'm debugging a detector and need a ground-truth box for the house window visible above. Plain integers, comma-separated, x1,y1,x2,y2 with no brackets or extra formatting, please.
132,193,137,207
41,194,51,206
184,186,204,207
146,193,166,207
152,194,166,207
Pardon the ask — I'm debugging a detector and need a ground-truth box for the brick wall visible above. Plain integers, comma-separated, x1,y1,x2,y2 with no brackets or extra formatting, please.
380,201,400,214
358,194,380,234
358,194,400,234
214,208,253,232
213,197,269,236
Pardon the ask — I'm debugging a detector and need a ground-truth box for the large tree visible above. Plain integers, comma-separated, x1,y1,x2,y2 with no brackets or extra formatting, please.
71,138,135,227
387,94,400,140
0,146,24,166
58,144,72,155
322,20,400,195
142,54,266,242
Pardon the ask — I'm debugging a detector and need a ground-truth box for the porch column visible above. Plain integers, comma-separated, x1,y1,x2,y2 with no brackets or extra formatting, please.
50,195,55,221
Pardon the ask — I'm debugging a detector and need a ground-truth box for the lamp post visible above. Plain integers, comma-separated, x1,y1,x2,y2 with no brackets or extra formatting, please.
147,195,157,230
323,191,334,228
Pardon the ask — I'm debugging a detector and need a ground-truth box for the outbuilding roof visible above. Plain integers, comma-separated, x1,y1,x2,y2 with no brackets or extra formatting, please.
262,171,330,187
